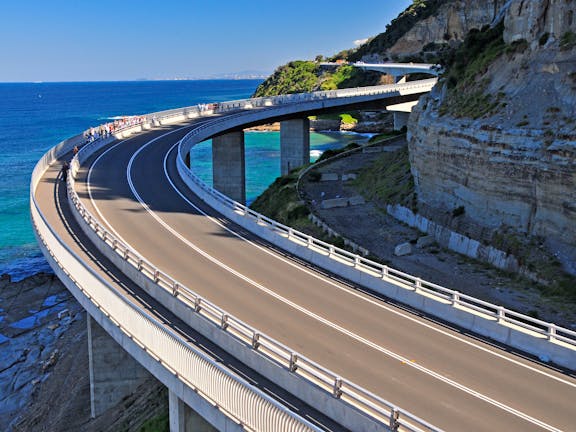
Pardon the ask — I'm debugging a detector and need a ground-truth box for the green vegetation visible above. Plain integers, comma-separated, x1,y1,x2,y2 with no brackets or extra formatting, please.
315,143,360,163
352,146,416,209
253,62,382,97
139,413,169,432
319,65,355,90
491,230,576,302
452,205,465,218
368,130,406,143
253,61,319,97
539,32,550,46
311,112,359,125
250,169,313,230
249,166,358,252
438,23,510,119
442,23,505,89
560,31,576,51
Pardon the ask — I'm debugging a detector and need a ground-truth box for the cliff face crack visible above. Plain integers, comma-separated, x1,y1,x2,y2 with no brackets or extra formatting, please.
0,350,28,375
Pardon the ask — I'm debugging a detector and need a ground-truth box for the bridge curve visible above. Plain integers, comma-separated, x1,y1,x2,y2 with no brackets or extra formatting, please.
32,80,576,432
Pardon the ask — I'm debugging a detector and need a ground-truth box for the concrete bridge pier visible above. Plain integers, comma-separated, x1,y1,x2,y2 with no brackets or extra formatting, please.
393,112,410,131
212,131,246,204
280,118,310,175
87,314,151,418
169,390,216,432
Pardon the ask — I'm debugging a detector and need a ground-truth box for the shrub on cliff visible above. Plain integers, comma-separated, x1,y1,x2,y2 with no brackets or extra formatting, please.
253,62,382,97
439,22,507,118
253,61,320,97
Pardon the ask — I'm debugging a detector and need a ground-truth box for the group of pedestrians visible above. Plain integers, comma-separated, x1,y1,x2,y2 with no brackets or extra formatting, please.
82,116,145,143
61,115,144,183
198,103,219,113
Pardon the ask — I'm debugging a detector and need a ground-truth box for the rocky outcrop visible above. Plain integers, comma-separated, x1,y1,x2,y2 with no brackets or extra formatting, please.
504,0,576,46
408,0,576,271
0,273,83,430
386,0,509,58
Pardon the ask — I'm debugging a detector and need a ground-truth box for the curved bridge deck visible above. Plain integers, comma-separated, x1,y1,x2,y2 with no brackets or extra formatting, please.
33,86,576,432
34,126,347,431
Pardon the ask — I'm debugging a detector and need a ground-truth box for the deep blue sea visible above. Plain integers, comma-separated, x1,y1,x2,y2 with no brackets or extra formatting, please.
0,80,370,281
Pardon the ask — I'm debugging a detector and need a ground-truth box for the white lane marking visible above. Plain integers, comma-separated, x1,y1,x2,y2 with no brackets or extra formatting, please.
166,144,576,391
86,125,195,256
127,139,565,431
88,140,137,246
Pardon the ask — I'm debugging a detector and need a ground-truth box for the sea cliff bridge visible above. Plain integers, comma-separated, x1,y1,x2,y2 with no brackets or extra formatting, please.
31,66,576,431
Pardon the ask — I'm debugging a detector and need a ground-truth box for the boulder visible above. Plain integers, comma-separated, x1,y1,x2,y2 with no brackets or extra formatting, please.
394,242,413,257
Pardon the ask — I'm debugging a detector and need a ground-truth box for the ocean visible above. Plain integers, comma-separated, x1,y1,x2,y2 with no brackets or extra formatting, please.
0,80,370,281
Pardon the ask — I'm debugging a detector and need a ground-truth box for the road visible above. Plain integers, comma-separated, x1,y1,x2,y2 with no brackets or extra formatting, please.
53,117,576,431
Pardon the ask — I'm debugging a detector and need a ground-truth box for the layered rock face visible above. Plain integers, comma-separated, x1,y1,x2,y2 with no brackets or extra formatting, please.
387,0,508,57
504,0,576,45
409,0,576,264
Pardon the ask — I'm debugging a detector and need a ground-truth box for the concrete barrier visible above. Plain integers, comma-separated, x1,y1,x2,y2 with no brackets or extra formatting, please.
177,152,576,371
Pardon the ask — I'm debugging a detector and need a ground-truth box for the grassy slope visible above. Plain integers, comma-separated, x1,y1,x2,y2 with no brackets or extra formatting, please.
352,146,416,210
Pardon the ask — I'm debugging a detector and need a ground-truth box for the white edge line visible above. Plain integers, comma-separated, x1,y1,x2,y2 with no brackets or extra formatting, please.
126,136,563,431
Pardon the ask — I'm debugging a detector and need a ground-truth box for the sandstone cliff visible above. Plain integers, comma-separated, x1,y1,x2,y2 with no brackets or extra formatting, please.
355,0,509,62
408,0,576,273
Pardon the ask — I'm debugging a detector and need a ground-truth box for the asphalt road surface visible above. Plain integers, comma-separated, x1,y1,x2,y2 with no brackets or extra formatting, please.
39,119,576,431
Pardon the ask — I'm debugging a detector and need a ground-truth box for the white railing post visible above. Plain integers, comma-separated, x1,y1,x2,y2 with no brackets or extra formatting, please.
414,278,422,291
251,332,260,350
451,291,460,306
221,314,229,330
497,306,506,323
548,324,557,341
289,353,298,372
381,265,389,279
389,408,400,432
332,377,343,398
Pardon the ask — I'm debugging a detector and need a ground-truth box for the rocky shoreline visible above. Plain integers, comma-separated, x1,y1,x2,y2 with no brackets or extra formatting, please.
0,272,83,430
0,272,167,432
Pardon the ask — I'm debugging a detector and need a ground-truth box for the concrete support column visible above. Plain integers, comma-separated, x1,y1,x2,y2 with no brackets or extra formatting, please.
212,131,246,204
393,112,410,131
87,314,151,418
280,118,310,175
169,390,217,432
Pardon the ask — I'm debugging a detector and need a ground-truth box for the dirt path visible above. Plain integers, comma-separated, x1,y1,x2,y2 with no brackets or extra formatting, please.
299,141,576,329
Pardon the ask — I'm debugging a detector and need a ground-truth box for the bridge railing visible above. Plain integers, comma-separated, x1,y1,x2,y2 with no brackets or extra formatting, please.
65,79,576,430
65,83,444,432
67,169,438,431
61,79,576,431
32,126,325,432
176,105,576,350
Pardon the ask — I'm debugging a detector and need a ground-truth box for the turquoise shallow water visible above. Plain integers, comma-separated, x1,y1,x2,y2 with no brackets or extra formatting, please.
0,80,368,280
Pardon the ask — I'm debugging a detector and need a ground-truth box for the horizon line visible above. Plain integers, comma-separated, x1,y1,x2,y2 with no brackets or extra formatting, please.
0,77,267,84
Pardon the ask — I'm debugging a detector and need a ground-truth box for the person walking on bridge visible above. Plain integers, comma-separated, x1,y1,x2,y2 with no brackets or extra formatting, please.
60,161,69,182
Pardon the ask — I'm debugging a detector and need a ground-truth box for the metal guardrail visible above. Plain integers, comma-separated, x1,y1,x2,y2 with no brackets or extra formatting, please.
179,103,576,347
176,104,576,349
31,125,322,432
64,80,575,431
65,82,445,432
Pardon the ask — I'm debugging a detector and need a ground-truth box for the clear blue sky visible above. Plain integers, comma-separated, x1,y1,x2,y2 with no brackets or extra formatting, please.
1,0,413,82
